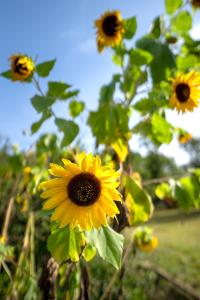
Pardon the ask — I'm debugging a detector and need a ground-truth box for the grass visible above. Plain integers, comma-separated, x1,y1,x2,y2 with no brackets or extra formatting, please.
89,209,200,299
133,209,200,292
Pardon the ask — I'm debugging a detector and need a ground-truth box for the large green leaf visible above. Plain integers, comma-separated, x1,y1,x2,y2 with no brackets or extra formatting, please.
87,226,124,269
126,176,153,223
174,176,200,210
47,227,81,263
55,118,79,146
123,16,137,39
136,37,176,83
31,111,52,134
134,97,167,115
155,183,172,200
88,104,129,144
99,82,115,106
69,100,85,118
151,113,173,144
149,16,164,38
171,11,192,33
129,48,153,66
31,95,56,113
36,59,56,77
47,81,71,98
165,0,183,14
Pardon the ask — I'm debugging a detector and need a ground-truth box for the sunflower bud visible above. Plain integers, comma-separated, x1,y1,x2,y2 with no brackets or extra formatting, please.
10,54,34,81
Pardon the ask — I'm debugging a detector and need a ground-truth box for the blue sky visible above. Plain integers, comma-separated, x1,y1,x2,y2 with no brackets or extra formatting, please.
0,0,200,163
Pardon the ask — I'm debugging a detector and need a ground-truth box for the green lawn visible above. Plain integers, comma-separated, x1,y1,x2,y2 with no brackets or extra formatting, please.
133,210,200,292
89,209,200,299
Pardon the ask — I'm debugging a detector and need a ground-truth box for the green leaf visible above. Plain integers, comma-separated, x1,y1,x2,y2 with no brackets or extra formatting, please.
155,183,171,200
0,70,12,80
112,54,123,67
174,176,200,210
55,118,79,146
47,81,71,98
87,226,124,269
69,100,85,118
8,155,23,172
82,245,96,262
126,176,153,223
31,111,52,134
171,11,192,33
129,48,153,66
177,54,199,72
134,97,167,115
165,0,183,14
136,37,176,83
150,16,164,38
31,95,56,113
47,227,82,263
124,16,137,39
99,82,115,106
60,90,79,101
151,113,173,144
88,104,129,144
36,59,56,77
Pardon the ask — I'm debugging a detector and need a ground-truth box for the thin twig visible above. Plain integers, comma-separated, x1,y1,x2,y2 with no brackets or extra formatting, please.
1,176,20,242
142,173,190,186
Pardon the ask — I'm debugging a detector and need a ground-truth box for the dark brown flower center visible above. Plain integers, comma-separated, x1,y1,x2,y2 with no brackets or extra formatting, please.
102,15,119,37
67,172,101,206
14,57,28,75
192,0,200,8
175,83,190,103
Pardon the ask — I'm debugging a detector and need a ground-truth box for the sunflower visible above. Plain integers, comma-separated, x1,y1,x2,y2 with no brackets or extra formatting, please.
169,71,200,113
95,11,124,51
138,236,158,252
10,54,34,81
191,0,200,8
40,153,121,230
178,133,192,144
133,227,158,253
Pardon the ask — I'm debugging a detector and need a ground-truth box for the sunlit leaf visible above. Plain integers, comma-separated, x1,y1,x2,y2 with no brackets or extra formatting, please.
87,226,124,269
69,100,85,118
82,245,96,262
47,226,82,263
125,176,153,225
151,113,173,144
111,138,128,162
124,16,137,39
165,0,183,14
171,11,192,34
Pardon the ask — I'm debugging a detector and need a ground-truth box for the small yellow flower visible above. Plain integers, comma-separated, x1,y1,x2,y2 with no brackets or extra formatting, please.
0,236,6,244
95,11,124,52
40,152,121,231
169,71,200,113
23,166,32,175
191,0,200,8
133,226,158,253
178,133,192,144
139,236,158,252
10,54,34,81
